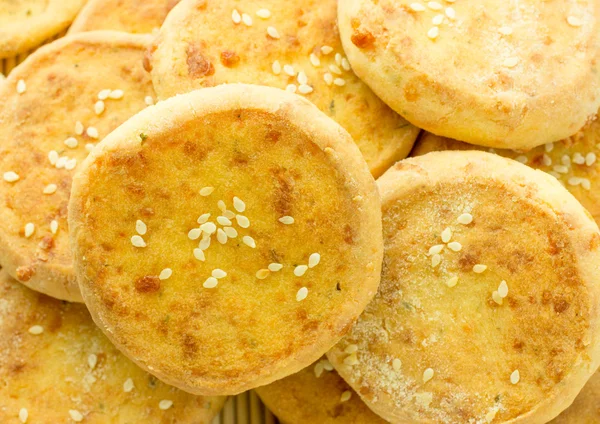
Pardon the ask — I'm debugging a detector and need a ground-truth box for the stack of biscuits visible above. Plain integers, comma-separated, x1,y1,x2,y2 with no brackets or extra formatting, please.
1,1,599,423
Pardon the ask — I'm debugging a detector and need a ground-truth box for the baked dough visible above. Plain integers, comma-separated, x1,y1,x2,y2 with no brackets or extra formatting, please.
549,371,600,423
328,151,600,423
338,0,600,149
69,84,383,396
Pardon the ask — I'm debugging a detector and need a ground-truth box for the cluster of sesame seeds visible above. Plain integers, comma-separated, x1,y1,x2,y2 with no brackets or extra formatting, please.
410,0,457,40
428,217,466,270
313,357,334,377
492,280,509,305
131,220,148,248
342,344,360,366
532,142,597,190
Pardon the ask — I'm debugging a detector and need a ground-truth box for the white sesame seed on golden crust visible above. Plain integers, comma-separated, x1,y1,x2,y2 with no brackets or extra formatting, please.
423,368,434,383
236,215,250,228
131,235,146,247
197,213,211,224
344,354,359,366
457,213,473,225
314,362,325,377
256,269,270,279
75,121,84,135
441,227,452,243
498,26,513,35
145,96,154,106
48,150,59,165
50,220,58,235
333,78,346,87
310,53,321,67
329,64,342,75
498,280,508,298
203,277,218,288
223,226,238,238
69,410,84,422
335,53,342,66
322,359,333,371
445,7,456,20
567,16,583,27
256,8,271,19
123,378,134,392
159,400,173,410
324,73,334,86
242,235,256,248
561,154,571,166
217,228,227,244
94,100,105,115
212,269,227,279
427,26,440,39
64,137,78,149
28,325,43,335
428,1,442,10
572,152,585,165
19,407,28,423
283,64,296,76
272,60,282,75
340,391,352,402
410,3,426,12
432,14,444,25
473,264,487,273
98,89,110,100
200,222,217,234
428,244,444,255
232,9,241,24
193,248,205,261
294,265,308,276
341,58,351,71
199,235,211,250
308,253,320,268
268,263,283,272
135,220,147,235
233,196,245,212
510,370,520,384
43,184,57,194
503,57,519,68
586,152,596,166
568,177,582,186
297,71,308,85
65,158,77,171
492,291,503,305
109,89,124,99
581,178,591,190
86,126,99,139
24,223,35,238
16,79,26,94
296,287,308,301
321,46,334,55
217,216,232,226
55,156,67,169
242,13,252,26
85,143,95,152
446,276,458,287
545,142,554,153
199,186,214,196
344,344,358,354
393,358,402,371
431,253,441,268
159,268,172,280
267,26,280,39
286,84,297,93
298,84,313,94
542,154,553,166
88,353,98,369
3,171,19,182
278,216,294,224
188,228,202,240
447,241,462,252
553,165,569,174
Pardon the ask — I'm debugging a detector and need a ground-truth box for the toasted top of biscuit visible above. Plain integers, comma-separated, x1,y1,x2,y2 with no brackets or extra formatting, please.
328,151,600,423
256,357,387,424
69,0,181,34
0,270,225,424
0,0,86,58
69,84,383,396
0,31,156,301
148,0,419,177
338,0,600,149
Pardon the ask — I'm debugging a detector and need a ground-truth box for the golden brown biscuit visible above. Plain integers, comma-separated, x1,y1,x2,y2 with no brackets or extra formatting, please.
0,269,225,424
0,0,86,58
256,357,387,424
69,0,182,34
148,0,419,177
69,84,383,396
328,151,600,423
549,371,600,423
338,0,600,149
412,116,600,223
0,31,156,301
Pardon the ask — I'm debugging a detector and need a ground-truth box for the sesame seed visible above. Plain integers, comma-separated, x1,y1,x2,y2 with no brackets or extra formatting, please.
473,264,487,273
572,152,585,165
341,58,351,71
310,53,320,67
498,26,514,35
294,265,308,276
217,228,227,244
286,84,297,93
297,71,308,85
19,407,28,423
392,358,402,371
199,235,211,250
212,269,227,279
145,96,154,106
427,26,440,39
492,291,503,305
199,186,214,196
109,89,124,99
314,362,324,377
131,235,146,247
3,171,19,182
545,142,554,153
445,7,456,19
271,60,282,75
567,16,583,27
296,287,308,301
64,137,78,148
503,57,519,68
28,325,43,335
457,213,473,225
485,408,499,423
50,220,58,234
561,154,571,166
322,359,333,371
232,9,241,24
159,400,173,410
324,73,334,86
188,228,202,240
256,269,270,279
123,378,134,392
223,226,238,238
510,370,520,384
553,165,569,174
283,64,296,76
498,280,508,298
94,100,105,115
432,14,444,25
98,89,110,100
16,79,26,94
242,13,252,26
216,216,232,226
308,253,321,268
203,277,218,288
342,345,357,355
256,8,271,19
298,84,313,94
193,248,205,261
333,78,346,87
200,222,217,234
321,46,334,55
268,263,283,272
75,121,84,135
441,227,452,243
447,242,462,252
446,276,458,287
135,220,147,235
86,127,99,139
43,184,57,194
431,253,441,268
233,196,245,212
515,155,527,164
159,268,172,280
329,64,342,75
340,391,352,402
266,26,280,39
243,236,256,248
88,353,97,369
429,244,444,255
24,223,35,238
55,156,67,169
428,1,442,10
197,213,210,224
65,158,77,170
410,3,426,11
277,216,294,225
423,368,434,383
581,178,591,190
586,152,596,166
344,354,359,366
48,150,59,165
236,215,250,228
69,410,83,422
85,143,95,152
568,177,582,186
542,154,552,166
